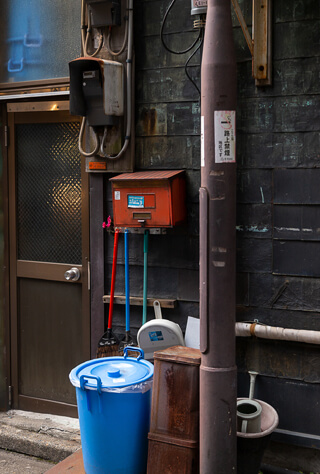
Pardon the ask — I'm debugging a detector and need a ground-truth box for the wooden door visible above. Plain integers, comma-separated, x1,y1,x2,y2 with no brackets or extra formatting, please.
7,101,90,417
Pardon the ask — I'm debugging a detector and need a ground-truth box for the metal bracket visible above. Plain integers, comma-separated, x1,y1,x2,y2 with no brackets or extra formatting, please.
232,0,272,86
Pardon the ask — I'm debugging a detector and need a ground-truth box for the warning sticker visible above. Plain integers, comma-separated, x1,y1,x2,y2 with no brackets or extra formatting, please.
88,161,107,170
214,111,236,163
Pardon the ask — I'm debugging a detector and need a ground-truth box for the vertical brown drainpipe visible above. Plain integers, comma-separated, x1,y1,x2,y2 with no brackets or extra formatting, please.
199,0,237,472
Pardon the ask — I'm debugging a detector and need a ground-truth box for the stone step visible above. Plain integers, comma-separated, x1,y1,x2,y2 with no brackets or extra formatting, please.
0,410,81,463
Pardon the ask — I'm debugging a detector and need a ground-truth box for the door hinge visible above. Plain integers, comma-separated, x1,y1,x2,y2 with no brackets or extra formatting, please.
8,385,13,408
4,126,9,147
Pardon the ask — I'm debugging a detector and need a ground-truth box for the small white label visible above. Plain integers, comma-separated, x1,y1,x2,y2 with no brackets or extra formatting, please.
214,111,236,163
114,191,120,200
201,116,205,167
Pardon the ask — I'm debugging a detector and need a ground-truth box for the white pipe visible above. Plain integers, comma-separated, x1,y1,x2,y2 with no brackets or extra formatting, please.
248,370,258,399
236,322,320,345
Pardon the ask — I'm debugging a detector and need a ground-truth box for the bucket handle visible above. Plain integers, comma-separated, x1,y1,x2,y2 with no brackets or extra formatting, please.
123,346,144,360
80,374,102,394
241,420,248,433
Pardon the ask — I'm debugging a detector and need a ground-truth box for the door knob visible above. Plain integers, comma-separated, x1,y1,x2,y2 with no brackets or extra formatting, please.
64,267,81,281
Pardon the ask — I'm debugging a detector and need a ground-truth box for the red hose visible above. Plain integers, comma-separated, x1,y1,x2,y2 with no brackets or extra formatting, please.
108,229,120,330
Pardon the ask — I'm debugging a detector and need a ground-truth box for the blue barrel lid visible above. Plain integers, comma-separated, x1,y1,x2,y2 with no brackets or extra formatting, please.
69,346,153,391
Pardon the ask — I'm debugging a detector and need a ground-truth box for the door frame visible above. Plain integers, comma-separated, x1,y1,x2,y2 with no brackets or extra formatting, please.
4,99,90,416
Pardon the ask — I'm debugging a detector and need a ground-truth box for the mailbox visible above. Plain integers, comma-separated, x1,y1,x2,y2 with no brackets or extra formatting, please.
110,170,186,228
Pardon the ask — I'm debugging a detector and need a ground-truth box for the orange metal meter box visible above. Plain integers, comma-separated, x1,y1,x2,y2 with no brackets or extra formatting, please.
110,170,186,228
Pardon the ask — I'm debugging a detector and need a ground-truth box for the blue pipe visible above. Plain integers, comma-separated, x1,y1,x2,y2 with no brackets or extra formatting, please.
125,229,130,332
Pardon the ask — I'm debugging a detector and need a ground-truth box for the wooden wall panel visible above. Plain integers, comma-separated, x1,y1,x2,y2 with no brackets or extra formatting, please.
237,170,272,203
237,204,272,238
237,131,320,169
274,205,320,240
273,241,320,277
274,169,320,204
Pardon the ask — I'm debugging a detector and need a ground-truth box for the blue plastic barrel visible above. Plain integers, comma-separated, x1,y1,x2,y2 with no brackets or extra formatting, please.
69,346,154,474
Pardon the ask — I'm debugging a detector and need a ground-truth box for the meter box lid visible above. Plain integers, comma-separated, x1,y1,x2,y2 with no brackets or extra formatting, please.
110,170,186,228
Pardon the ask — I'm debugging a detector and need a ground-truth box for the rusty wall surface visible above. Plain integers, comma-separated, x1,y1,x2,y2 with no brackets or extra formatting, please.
102,0,320,443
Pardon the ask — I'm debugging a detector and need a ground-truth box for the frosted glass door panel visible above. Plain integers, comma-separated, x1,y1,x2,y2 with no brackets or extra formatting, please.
16,121,82,264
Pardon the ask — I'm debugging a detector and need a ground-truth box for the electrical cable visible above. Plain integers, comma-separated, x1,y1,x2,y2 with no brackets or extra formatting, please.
81,0,103,57
99,0,133,160
160,0,201,55
84,27,103,57
106,0,129,57
184,28,204,98
106,25,128,56
78,117,100,157
84,12,104,57
81,0,87,55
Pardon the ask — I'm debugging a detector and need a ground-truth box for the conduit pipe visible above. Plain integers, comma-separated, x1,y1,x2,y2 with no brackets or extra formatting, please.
236,322,320,345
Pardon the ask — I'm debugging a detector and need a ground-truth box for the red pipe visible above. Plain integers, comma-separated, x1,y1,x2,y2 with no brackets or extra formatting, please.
200,0,237,471
108,229,120,330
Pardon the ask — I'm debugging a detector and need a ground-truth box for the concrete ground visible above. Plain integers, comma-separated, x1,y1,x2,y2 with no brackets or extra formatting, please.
0,448,55,473
0,410,318,473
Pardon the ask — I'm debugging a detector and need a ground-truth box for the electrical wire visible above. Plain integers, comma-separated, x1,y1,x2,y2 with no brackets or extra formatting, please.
85,15,104,57
160,0,201,55
81,0,103,57
99,0,133,160
81,0,87,55
78,117,100,157
84,27,103,57
106,0,129,57
184,28,204,98
106,26,128,56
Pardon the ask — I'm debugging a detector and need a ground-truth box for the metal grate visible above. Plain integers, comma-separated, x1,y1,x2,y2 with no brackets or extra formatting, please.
16,121,82,264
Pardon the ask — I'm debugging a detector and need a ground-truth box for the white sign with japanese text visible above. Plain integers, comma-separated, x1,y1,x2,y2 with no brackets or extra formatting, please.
214,111,236,163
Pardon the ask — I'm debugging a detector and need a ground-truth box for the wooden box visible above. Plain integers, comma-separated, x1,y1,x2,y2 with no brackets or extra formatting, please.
147,434,199,474
149,345,201,444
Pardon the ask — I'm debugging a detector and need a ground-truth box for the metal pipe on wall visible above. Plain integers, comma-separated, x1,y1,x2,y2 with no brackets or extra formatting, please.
199,0,237,472
236,322,320,345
